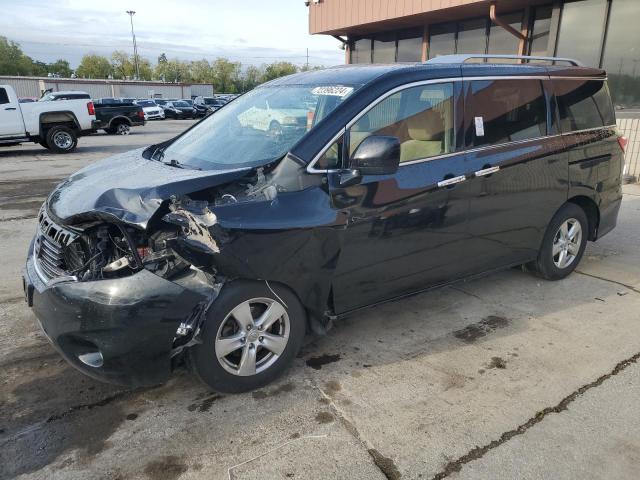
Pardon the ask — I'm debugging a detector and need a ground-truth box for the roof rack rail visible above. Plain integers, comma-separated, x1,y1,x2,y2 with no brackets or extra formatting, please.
424,54,583,67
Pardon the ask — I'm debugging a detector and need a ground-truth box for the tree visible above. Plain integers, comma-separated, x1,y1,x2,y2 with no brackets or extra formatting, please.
156,59,191,83
76,54,112,79
111,50,135,79
137,58,153,81
241,65,264,92
190,59,213,84
48,59,72,77
157,53,168,65
261,62,298,83
211,58,241,93
0,36,36,75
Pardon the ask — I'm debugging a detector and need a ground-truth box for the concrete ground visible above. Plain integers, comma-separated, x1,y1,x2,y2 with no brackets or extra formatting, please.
1,120,639,480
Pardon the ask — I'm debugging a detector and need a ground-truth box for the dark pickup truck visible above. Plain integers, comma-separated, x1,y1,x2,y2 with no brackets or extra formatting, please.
94,98,145,135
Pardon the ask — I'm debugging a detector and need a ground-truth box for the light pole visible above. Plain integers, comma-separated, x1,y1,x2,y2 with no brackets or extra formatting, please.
126,10,140,80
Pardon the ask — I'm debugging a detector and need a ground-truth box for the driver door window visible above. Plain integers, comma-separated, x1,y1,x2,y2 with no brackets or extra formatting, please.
348,83,455,164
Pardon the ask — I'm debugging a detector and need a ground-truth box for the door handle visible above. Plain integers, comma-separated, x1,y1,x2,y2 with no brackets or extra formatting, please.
475,165,500,177
4,107,17,111
437,175,466,188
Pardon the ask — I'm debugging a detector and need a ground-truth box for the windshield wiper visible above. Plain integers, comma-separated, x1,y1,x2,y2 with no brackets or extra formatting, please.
162,158,201,170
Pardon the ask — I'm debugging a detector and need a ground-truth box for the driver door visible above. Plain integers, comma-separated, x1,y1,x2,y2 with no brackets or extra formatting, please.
0,87,24,137
329,81,474,313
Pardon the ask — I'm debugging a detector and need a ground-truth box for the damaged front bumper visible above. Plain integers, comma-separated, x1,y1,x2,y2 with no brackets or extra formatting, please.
23,240,214,387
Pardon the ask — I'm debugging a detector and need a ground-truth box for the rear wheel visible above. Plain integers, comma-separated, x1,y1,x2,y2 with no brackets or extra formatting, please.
45,125,77,153
530,203,588,280
188,280,305,393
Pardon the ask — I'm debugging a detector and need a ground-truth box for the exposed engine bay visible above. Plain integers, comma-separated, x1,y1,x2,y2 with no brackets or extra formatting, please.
42,154,318,285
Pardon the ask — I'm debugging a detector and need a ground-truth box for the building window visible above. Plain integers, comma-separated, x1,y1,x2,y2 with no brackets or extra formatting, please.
352,38,372,64
397,29,423,62
529,5,553,58
456,19,488,55
487,12,523,61
429,23,456,59
556,0,608,67
601,0,640,108
468,79,547,148
349,83,456,164
373,33,397,63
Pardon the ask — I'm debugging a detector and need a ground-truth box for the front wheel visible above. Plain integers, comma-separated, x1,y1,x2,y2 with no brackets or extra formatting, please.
45,125,78,153
530,203,588,280
188,281,306,393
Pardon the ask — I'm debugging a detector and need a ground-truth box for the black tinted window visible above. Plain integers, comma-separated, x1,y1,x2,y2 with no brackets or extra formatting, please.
0,88,9,104
556,80,615,132
469,79,547,148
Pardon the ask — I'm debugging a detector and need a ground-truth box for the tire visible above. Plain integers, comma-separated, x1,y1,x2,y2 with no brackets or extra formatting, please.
188,280,306,393
530,203,588,280
104,127,116,135
45,125,77,153
114,123,131,135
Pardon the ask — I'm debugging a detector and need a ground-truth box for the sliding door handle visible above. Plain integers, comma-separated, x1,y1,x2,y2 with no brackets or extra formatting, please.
475,165,500,177
437,175,466,188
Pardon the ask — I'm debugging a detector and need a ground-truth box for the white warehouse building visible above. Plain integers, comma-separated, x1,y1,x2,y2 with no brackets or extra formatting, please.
0,76,214,100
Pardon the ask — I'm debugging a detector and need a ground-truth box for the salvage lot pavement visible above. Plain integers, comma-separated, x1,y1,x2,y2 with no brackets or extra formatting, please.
1,120,640,480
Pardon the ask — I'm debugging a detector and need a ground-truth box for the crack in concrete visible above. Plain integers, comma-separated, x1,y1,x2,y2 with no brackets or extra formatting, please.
315,385,401,480
575,270,640,295
429,351,640,480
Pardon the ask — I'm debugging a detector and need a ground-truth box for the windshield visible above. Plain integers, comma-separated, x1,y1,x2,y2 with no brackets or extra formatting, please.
174,101,189,107
137,101,156,107
160,84,357,170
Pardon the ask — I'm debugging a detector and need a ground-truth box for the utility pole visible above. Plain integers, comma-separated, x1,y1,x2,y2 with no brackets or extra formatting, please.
126,10,140,80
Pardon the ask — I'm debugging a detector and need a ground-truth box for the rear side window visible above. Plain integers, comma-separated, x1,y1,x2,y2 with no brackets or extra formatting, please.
468,79,547,148
0,88,9,104
348,82,456,164
556,80,615,132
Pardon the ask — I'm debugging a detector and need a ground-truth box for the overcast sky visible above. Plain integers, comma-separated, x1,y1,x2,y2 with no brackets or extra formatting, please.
0,0,344,68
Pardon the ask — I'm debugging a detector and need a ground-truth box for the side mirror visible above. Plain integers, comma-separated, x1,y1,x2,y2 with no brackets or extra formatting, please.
351,135,401,176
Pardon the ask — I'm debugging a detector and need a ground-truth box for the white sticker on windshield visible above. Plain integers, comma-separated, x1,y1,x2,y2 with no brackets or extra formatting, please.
474,116,485,137
312,86,354,97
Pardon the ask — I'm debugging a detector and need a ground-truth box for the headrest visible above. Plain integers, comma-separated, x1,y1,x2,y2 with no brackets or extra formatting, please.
407,109,445,142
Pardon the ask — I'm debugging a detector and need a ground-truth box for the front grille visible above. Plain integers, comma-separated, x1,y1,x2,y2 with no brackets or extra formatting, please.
34,208,79,282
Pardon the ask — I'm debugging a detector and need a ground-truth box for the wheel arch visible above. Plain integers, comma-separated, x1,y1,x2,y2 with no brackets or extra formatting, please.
39,111,80,137
108,115,132,127
567,195,600,241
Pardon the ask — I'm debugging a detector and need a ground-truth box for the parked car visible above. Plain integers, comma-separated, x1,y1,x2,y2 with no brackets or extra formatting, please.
134,100,165,120
163,100,196,119
193,96,226,116
19,97,37,103
22,55,624,393
0,84,97,153
39,90,91,101
93,99,145,135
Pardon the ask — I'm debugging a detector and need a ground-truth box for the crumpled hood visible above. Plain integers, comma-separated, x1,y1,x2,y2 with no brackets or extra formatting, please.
47,148,251,229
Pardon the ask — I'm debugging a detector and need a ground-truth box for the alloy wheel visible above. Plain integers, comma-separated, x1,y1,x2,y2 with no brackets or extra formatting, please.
552,218,582,269
116,124,131,135
53,131,73,149
215,297,289,376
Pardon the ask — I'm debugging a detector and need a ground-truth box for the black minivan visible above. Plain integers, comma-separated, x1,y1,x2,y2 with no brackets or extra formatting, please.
23,55,624,392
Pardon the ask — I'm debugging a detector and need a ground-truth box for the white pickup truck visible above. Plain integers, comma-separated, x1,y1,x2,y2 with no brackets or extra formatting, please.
0,85,98,153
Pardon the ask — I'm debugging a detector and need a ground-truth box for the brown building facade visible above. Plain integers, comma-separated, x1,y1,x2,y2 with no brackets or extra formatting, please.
308,0,640,108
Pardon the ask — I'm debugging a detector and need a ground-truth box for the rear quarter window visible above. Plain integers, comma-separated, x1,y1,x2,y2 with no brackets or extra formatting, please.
0,88,9,104
467,79,547,148
555,80,615,132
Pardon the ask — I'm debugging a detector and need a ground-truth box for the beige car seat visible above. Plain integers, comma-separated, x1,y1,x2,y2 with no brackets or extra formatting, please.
400,110,445,163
